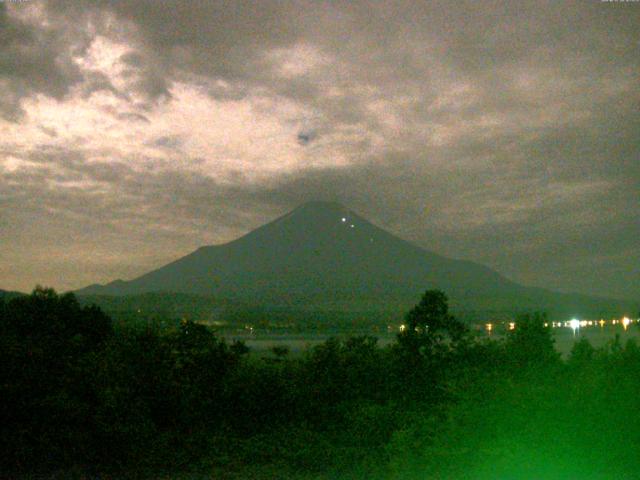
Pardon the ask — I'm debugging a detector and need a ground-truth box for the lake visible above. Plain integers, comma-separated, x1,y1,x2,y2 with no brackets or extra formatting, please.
223,324,639,357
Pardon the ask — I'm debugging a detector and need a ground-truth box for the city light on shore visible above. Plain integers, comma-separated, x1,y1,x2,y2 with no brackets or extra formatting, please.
570,319,580,335
466,316,638,335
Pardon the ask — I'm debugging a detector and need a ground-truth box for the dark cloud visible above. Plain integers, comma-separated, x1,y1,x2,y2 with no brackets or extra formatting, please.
297,130,317,146
79,71,122,99
149,135,182,149
116,112,150,123
0,3,89,119
38,125,57,137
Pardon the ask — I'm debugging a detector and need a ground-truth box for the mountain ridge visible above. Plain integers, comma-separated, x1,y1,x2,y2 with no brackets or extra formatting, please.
76,201,636,318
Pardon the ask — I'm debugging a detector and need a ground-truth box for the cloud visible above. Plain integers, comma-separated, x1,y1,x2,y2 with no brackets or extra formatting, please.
148,135,182,150
0,0,638,300
297,130,317,146
116,112,150,123
0,3,93,119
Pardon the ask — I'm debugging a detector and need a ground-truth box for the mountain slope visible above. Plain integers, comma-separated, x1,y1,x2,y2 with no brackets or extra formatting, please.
77,202,517,298
76,202,635,317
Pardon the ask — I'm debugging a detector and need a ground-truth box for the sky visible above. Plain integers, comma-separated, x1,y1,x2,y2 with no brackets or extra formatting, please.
0,0,638,300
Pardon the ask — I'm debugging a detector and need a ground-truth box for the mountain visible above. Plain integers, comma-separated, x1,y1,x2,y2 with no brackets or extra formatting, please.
77,201,636,319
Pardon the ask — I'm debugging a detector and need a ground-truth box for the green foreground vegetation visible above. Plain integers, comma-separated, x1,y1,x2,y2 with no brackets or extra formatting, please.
2,287,640,479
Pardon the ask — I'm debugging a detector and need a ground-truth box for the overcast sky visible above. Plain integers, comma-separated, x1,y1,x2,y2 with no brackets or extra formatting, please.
1,0,638,299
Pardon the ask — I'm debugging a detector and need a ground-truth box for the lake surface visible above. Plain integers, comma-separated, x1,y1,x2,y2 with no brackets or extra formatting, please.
224,325,639,357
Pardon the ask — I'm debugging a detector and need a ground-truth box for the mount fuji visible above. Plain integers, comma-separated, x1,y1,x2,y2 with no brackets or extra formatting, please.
77,201,634,318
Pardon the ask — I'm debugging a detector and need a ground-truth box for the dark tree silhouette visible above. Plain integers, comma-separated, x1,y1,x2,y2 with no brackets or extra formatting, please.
271,345,290,359
398,289,467,356
506,312,559,368
0,287,114,471
569,337,596,366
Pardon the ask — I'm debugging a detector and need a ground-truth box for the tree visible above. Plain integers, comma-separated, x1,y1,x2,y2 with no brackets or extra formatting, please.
230,339,250,357
271,345,290,359
568,337,596,366
0,287,114,472
505,312,559,368
398,289,467,356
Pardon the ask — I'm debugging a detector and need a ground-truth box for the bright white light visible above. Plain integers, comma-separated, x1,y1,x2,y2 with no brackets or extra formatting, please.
341,217,346,222
350,224,355,228
622,317,631,330
570,319,580,333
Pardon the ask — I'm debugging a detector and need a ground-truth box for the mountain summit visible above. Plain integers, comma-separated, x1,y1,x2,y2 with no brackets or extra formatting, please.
77,202,632,316
78,201,515,300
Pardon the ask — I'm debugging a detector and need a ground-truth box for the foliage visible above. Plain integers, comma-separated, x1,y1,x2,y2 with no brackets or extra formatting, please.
2,287,640,479
398,289,467,357
505,311,560,369
0,287,113,471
